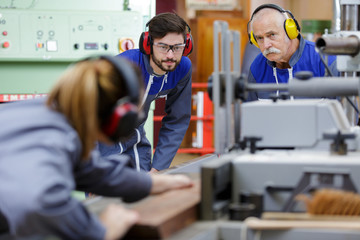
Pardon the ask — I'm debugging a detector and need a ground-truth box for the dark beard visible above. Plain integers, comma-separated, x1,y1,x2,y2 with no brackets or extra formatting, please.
152,55,180,72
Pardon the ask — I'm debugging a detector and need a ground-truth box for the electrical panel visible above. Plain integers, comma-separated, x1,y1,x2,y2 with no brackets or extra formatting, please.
0,9,142,96
0,9,142,61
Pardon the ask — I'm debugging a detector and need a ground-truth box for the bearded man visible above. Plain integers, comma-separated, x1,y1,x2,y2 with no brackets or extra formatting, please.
98,12,193,172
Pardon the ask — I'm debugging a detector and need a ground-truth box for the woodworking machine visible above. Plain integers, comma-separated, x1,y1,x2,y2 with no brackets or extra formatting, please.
168,1,360,239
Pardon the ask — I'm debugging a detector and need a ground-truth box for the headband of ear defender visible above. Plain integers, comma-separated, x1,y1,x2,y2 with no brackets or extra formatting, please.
85,55,141,142
139,17,193,56
99,55,140,105
247,3,300,48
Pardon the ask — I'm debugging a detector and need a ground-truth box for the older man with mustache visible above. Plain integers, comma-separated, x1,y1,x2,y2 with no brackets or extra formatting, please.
246,4,338,100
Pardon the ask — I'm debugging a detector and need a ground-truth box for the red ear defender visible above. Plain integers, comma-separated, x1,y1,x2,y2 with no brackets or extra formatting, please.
183,33,193,56
102,101,139,142
96,56,141,142
139,31,152,55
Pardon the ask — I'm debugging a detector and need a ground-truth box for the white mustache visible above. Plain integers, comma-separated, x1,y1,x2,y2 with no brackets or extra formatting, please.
263,47,281,56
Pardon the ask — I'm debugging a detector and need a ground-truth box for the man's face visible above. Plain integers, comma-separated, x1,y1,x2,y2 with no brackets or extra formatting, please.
150,32,185,75
252,12,290,63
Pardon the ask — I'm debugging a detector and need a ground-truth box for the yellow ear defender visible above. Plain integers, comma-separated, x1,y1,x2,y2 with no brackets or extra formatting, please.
284,18,299,40
250,31,260,48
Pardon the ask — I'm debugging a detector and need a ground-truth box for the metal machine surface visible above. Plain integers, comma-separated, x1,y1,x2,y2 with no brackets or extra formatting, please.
190,149,360,240
154,12,360,238
194,1,360,239
241,99,360,150
231,150,360,211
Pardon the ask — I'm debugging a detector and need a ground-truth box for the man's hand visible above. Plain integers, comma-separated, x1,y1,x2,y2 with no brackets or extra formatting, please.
149,168,159,174
150,174,194,194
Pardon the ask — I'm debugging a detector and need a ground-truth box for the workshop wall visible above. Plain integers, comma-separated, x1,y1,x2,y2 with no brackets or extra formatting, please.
0,0,157,155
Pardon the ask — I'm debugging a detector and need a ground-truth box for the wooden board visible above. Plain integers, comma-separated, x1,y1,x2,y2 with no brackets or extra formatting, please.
244,217,360,230
124,178,201,239
245,212,360,230
262,212,360,221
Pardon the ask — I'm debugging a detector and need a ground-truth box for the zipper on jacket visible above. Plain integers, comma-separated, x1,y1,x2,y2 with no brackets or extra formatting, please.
272,67,279,97
118,142,123,154
155,74,168,98
141,75,154,107
133,129,141,172
288,67,294,100
273,67,294,100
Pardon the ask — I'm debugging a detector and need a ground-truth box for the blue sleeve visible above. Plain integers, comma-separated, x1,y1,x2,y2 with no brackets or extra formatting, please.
0,111,151,239
118,49,142,65
75,150,152,202
152,63,192,170
6,150,152,239
329,57,339,76
0,138,106,239
246,68,259,101
19,200,106,240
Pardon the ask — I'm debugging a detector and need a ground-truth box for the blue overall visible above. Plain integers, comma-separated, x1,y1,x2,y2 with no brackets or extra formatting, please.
247,36,338,100
99,49,192,171
0,98,152,239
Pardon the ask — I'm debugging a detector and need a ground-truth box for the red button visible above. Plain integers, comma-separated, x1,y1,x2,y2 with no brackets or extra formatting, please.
2,31,7,36
3,42,10,48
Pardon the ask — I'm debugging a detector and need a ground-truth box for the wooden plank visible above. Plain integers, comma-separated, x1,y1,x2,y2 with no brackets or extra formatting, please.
244,217,360,230
124,177,201,239
262,212,360,222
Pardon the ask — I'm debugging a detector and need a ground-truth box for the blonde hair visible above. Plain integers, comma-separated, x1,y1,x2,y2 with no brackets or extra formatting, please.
46,59,125,160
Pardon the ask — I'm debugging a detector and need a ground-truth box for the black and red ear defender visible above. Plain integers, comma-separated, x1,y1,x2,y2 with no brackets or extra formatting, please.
247,4,301,48
139,20,193,56
183,29,193,56
96,55,141,142
139,31,152,55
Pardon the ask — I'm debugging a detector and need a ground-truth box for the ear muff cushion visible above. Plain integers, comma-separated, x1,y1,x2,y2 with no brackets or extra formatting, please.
102,102,139,142
139,32,151,55
183,33,193,56
284,18,299,39
250,31,260,48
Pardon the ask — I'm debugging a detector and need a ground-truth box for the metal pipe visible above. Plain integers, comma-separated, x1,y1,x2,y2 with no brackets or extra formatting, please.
232,31,240,74
246,77,360,97
289,77,359,96
341,4,359,31
246,83,288,92
213,21,228,154
343,72,357,126
213,21,221,154
333,0,341,32
224,29,233,151
315,35,360,56
221,22,228,71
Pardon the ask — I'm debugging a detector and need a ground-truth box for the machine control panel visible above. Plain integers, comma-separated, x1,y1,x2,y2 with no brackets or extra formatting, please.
0,9,142,61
